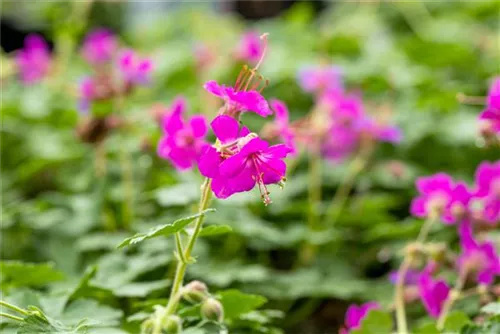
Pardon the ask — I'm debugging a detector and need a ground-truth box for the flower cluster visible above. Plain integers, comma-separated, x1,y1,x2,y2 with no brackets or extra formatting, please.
77,29,153,114
263,66,401,162
343,161,500,328
157,34,291,205
411,161,500,225
15,34,51,84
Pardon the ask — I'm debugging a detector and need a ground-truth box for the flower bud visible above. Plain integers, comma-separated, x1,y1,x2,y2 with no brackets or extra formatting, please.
201,298,224,322
182,281,209,304
451,202,467,222
161,315,182,334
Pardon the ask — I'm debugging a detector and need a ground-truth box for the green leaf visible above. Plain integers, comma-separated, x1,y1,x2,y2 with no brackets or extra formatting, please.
107,280,170,298
350,310,392,334
444,311,471,332
117,209,215,248
217,290,267,320
414,322,439,334
58,299,123,327
481,302,500,315
0,261,64,288
17,306,88,334
199,225,233,237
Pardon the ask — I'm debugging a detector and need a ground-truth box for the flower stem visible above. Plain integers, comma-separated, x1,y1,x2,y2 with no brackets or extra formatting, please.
325,154,367,226
394,215,437,334
119,141,134,231
0,312,24,322
436,272,467,330
298,147,322,265
0,301,29,316
163,178,212,316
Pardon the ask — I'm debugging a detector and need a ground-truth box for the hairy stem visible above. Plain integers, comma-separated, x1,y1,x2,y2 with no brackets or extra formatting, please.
0,301,29,316
394,215,437,334
163,178,213,316
0,312,24,322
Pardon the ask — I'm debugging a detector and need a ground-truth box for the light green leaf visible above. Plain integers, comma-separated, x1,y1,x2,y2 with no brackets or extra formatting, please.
117,209,215,248
217,290,267,320
199,225,233,237
481,302,500,315
350,310,392,334
108,280,170,298
414,322,439,334
0,261,64,288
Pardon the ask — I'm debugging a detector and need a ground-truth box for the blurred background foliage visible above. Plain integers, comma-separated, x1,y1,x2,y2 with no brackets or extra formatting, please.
1,1,499,333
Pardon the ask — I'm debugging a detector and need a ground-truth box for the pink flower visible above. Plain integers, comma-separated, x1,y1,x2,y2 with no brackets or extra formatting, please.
198,115,291,204
234,31,264,65
15,34,51,84
321,125,359,162
298,65,343,94
78,77,96,113
410,173,472,224
204,80,272,118
457,221,500,285
118,49,153,85
340,302,380,334
269,99,297,155
473,161,500,224
157,97,209,170
486,77,500,110
479,78,500,134
389,269,423,285
356,118,402,144
81,28,117,65
418,270,450,318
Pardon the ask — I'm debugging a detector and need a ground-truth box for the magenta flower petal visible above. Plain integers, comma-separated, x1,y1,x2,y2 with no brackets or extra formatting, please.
487,77,500,110
298,65,343,94
343,302,380,332
210,115,241,144
189,116,208,138
219,151,248,178
198,146,222,179
418,271,450,318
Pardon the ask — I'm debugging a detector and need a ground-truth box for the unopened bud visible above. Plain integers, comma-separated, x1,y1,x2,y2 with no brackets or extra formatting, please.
201,298,224,322
426,243,447,263
182,281,209,304
479,120,495,139
161,315,182,334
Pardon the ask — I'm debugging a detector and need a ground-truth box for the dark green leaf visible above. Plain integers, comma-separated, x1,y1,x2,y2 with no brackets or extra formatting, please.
217,290,267,320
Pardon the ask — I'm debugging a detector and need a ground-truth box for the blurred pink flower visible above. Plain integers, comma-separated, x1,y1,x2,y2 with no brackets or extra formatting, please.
193,43,216,72
418,270,450,318
356,118,402,144
157,97,209,170
234,31,263,65
16,34,51,84
81,28,118,65
473,161,500,224
479,78,500,134
457,221,500,284
298,65,343,94
118,49,153,85
410,173,472,223
340,302,380,334
269,99,297,155
204,80,272,117
78,77,96,113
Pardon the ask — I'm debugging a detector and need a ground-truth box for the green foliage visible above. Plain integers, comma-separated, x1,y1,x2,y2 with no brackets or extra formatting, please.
350,310,392,334
1,1,499,333
117,209,215,248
